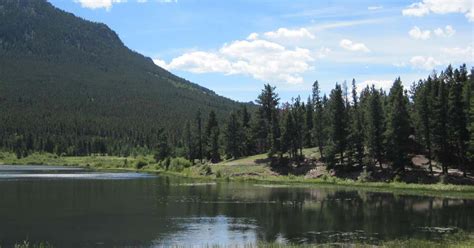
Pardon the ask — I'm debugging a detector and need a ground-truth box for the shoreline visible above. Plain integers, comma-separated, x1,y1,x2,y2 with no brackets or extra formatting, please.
2,152,474,199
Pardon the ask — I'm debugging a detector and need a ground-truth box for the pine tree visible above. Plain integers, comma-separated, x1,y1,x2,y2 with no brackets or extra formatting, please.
414,78,433,173
448,69,468,176
195,110,203,163
468,81,474,169
385,78,411,172
154,129,170,162
349,79,364,167
281,110,296,159
183,121,194,162
366,86,385,167
240,106,253,156
304,96,313,147
256,84,280,156
312,81,325,159
467,68,474,170
292,96,305,157
251,109,268,154
432,74,449,174
224,112,242,159
328,84,347,166
205,111,220,163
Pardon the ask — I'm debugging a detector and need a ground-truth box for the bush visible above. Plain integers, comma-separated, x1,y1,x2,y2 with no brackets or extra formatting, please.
168,157,192,172
135,160,147,169
358,167,372,182
199,164,212,175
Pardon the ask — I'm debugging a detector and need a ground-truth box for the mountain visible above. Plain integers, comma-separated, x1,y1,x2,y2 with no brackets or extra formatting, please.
0,0,246,155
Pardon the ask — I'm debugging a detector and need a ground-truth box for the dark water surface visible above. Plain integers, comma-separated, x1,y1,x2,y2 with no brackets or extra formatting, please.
0,165,473,247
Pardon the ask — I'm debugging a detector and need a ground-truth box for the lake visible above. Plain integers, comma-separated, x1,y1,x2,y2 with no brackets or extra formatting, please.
0,165,473,247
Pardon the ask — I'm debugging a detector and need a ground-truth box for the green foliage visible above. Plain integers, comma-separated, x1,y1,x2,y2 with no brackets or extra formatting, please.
385,78,411,171
134,159,148,169
168,157,192,172
0,0,246,157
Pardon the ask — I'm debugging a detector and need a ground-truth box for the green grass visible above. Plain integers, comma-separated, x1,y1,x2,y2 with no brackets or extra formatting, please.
2,151,474,199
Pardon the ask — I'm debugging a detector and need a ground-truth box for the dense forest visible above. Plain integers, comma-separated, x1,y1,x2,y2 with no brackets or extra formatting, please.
0,1,473,178
0,0,246,157
157,64,472,177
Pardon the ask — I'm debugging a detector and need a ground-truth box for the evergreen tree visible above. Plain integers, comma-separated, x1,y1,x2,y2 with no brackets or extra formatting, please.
385,78,411,172
328,84,347,166
292,96,305,157
281,110,297,159
256,84,280,156
349,79,365,167
414,78,433,173
224,112,242,159
312,81,325,159
448,70,468,176
183,121,194,162
366,86,385,167
432,74,449,174
154,129,170,162
240,106,253,156
304,96,313,147
195,110,203,163
205,111,220,163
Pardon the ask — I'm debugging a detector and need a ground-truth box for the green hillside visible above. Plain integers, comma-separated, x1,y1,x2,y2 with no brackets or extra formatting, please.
0,0,246,155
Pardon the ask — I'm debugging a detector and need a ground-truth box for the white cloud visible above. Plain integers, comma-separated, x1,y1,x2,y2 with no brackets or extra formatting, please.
263,28,315,40
75,0,126,10
339,39,370,52
152,58,169,69
317,47,331,58
368,6,383,10
402,0,474,22
410,56,441,70
154,39,315,84
441,46,474,62
434,25,456,37
247,33,259,40
408,26,431,40
393,62,407,67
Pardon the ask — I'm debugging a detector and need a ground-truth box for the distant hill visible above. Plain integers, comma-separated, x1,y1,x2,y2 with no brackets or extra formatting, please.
0,0,247,155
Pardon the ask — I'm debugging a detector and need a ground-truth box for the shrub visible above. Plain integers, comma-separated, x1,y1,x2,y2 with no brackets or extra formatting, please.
199,164,212,176
135,160,147,169
168,157,192,172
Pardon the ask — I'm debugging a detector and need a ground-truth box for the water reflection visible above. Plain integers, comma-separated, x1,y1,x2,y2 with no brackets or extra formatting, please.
0,166,472,247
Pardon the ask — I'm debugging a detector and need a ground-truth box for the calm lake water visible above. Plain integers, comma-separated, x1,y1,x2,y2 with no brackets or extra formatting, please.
0,165,473,247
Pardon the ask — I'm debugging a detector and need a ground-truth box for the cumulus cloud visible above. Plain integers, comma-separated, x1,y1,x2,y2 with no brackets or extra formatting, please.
154,39,314,84
441,46,474,62
410,56,441,70
75,0,126,10
263,28,315,40
434,25,456,37
247,32,259,40
402,0,474,22
339,39,370,52
408,26,431,40
152,58,169,69
317,47,331,58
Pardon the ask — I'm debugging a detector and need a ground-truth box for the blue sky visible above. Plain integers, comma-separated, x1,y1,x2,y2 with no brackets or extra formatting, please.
49,0,473,102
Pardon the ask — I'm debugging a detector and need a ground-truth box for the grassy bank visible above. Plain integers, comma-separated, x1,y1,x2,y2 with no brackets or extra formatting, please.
2,151,474,199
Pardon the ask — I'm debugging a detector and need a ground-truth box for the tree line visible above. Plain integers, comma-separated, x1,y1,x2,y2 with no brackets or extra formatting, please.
165,64,473,176
2,64,473,177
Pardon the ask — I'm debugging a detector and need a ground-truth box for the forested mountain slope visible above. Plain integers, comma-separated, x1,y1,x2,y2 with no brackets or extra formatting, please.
0,0,245,155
